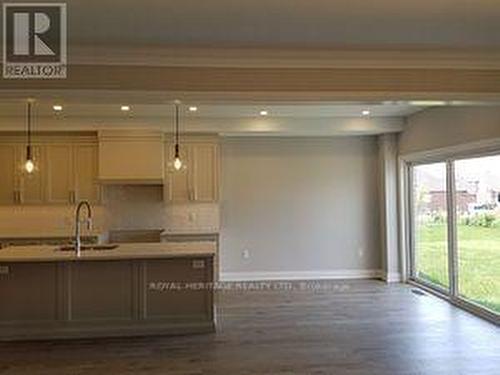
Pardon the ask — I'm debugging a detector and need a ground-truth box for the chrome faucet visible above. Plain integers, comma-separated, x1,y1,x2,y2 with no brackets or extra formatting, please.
75,200,92,257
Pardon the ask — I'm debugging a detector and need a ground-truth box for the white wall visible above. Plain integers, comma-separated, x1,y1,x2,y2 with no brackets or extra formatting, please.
399,106,500,155
220,137,381,280
378,134,401,282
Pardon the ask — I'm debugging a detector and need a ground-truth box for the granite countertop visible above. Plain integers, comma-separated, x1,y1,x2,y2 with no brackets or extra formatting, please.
161,231,219,237
0,242,216,263
0,231,105,240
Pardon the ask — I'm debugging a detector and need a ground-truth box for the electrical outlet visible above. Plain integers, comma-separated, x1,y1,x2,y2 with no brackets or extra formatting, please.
188,212,197,223
192,259,205,269
0,266,10,275
242,249,250,259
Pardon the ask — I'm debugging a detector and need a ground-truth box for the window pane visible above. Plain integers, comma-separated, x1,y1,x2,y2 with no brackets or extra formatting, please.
412,163,449,290
455,155,500,313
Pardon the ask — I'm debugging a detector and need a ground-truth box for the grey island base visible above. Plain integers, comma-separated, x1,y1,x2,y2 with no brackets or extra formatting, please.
0,242,215,341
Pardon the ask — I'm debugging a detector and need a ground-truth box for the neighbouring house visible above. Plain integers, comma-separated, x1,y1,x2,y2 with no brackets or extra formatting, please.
429,190,477,215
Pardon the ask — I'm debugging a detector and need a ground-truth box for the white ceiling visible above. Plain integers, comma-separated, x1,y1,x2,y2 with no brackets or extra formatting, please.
2,99,498,136
0,102,425,119
0,101,424,136
38,0,500,48
0,2,497,135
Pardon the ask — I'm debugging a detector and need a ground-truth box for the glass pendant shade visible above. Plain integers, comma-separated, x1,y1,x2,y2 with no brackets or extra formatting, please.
170,102,185,172
24,152,35,174
173,157,183,171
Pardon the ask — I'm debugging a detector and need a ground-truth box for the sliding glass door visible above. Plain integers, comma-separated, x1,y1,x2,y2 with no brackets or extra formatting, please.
455,155,500,314
412,163,449,291
409,153,500,318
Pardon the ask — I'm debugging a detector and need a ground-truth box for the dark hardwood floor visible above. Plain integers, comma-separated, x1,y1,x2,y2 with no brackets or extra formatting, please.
0,280,498,375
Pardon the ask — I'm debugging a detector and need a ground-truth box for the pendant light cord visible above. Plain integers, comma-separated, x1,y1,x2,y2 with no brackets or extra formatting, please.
26,101,32,160
174,102,180,157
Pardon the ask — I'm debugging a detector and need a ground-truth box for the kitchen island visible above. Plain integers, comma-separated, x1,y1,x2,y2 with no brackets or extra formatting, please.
0,242,215,341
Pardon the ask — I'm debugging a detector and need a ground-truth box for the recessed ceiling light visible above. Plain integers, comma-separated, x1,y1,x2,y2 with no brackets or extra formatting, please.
53,105,63,112
188,106,198,112
259,110,268,116
362,110,371,116
121,105,130,112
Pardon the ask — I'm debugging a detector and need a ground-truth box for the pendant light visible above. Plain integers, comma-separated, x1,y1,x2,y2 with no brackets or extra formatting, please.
173,101,183,171
24,100,35,174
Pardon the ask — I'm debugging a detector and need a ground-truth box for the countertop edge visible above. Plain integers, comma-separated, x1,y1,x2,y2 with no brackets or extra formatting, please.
0,252,215,263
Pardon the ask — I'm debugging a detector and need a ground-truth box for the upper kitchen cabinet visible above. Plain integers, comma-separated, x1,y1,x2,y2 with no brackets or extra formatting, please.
0,143,46,205
45,144,74,204
0,144,18,205
17,145,45,204
192,143,219,202
166,143,192,201
165,137,219,203
0,133,100,205
98,130,164,185
74,144,100,203
43,135,100,205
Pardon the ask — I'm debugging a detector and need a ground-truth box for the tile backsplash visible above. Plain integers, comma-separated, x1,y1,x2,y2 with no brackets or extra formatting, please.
103,185,166,230
0,205,107,237
163,201,220,234
0,185,220,236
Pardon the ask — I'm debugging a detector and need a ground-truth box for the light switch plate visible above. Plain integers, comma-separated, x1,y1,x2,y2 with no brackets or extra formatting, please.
0,266,9,275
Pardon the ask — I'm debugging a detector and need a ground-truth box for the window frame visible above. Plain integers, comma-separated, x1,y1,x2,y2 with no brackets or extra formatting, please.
402,143,500,324
407,159,452,295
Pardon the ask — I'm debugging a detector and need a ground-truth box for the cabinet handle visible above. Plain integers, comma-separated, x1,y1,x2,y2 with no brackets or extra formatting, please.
15,191,22,204
69,191,76,204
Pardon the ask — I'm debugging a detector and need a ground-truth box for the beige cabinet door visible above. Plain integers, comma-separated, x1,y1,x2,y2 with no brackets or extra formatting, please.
46,145,74,204
0,139,100,206
165,144,193,202
0,145,18,204
192,143,219,202
145,258,212,319
0,263,59,322
98,130,164,183
17,145,45,204
74,145,100,203
69,261,134,321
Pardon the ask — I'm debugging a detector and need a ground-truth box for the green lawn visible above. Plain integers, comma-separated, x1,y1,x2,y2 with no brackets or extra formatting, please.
415,223,500,314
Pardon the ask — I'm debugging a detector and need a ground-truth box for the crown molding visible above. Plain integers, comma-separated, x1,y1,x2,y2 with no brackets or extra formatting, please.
69,45,500,70
2,65,500,95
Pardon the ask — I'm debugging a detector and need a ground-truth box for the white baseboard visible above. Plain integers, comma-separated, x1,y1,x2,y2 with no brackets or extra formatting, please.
382,272,402,283
220,269,382,282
